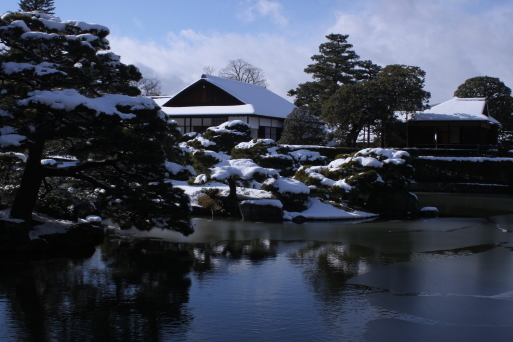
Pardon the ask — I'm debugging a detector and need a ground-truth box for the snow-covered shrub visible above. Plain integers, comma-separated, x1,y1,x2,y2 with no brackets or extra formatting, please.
203,120,252,153
164,161,196,181
199,159,280,216
288,149,326,167
190,151,226,176
192,174,208,185
259,156,296,177
231,139,279,160
294,166,323,187
261,177,310,212
232,139,296,176
180,131,200,142
210,159,279,182
294,165,351,201
186,136,217,151
294,148,417,216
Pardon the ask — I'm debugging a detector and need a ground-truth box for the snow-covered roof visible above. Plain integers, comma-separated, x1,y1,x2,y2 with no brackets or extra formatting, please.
159,75,296,119
412,97,499,124
160,104,255,115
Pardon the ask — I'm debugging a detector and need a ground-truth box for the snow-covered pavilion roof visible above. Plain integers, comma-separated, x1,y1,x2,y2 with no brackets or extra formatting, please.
157,75,296,119
412,97,500,124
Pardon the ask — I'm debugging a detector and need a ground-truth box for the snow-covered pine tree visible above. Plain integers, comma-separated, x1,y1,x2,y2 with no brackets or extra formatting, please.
0,11,193,234
18,0,55,14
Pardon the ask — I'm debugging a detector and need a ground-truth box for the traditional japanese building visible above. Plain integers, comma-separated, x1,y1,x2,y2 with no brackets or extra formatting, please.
407,97,500,150
154,74,296,140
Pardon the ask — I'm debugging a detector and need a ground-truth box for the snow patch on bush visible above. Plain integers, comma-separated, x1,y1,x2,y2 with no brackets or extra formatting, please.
263,177,310,194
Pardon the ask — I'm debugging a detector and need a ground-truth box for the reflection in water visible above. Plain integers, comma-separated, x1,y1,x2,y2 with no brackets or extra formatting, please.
1,193,513,341
0,237,281,342
0,239,194,341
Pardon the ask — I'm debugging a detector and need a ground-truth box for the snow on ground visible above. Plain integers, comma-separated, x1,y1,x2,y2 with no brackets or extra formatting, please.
283,198,377,221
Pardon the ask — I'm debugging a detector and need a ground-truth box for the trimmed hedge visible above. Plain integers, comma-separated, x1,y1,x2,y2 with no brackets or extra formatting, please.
411,157,513,185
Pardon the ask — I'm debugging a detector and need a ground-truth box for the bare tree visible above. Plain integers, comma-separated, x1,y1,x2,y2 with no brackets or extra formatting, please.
131,77,162,96
203,65,216,75
219,59,268,87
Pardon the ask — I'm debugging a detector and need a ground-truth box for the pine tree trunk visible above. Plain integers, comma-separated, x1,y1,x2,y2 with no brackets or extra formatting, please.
10,142,45,221
226,177,240,216
380,122,386,148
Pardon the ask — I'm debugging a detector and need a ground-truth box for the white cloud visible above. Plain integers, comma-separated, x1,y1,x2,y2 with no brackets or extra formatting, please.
108,0,513,109
327,0,513,104
109,29,314,100
238,0,289,28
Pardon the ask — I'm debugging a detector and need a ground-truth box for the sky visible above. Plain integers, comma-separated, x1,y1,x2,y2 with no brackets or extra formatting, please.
3,0,513,105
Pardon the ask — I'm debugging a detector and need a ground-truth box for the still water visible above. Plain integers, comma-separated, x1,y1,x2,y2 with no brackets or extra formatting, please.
1,193,513,341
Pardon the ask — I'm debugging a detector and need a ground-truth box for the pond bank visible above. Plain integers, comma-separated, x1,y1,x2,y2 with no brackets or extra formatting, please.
0,211,104,257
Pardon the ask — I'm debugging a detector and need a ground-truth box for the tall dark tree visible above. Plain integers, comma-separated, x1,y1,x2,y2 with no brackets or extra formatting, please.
322,64,430,147
219,59,268,87
322,81,382,147
18,0,55,14
288,34,380,115
0,11,193,234
278,107,326,145
454,76,513,131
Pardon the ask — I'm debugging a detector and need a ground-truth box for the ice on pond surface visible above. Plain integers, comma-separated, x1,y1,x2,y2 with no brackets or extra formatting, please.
365,319,513,342
368,293,513,326
348,246,513,295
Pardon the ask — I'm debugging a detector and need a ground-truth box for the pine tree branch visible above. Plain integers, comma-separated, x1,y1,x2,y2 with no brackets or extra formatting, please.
112,164,161,182
72,173,111,190
41,159,120,177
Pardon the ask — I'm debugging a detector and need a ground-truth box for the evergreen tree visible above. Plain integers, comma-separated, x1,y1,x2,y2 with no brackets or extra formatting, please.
18,0,55,14
278,107,326,145
322,65,430,147
0,11,193,234
322,81,382,147
288,34,380,115
454,76,513,131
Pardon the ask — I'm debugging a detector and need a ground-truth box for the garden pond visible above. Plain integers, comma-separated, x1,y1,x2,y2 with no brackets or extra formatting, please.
1,193,513,341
